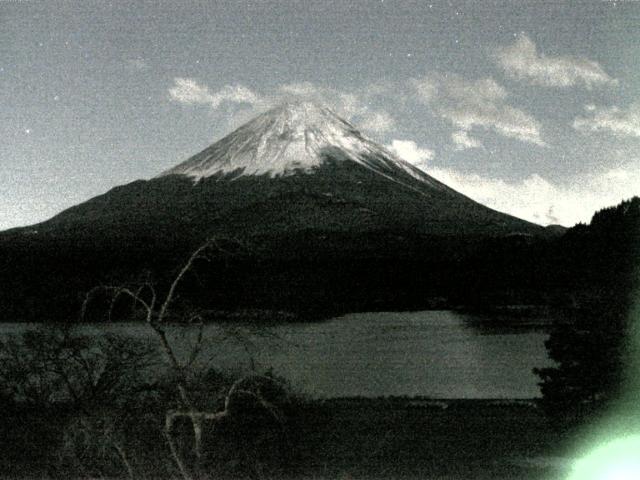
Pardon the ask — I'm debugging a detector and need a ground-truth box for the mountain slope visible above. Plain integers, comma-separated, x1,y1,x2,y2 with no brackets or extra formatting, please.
160,101,444,182
30,101,542,243
0,101,552,321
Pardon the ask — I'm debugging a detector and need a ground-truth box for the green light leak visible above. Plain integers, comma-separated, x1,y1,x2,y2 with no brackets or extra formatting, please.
623,294,640,406
567,435,640,480
566,271,640,479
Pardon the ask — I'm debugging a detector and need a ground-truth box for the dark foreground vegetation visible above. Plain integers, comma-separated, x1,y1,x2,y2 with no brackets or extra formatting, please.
0,162,545,323
0,323,572,480
1,401,569,480
0,196,636,324
0,364,566,480
534,197,639,428
0,198,636,479
0,325,294,480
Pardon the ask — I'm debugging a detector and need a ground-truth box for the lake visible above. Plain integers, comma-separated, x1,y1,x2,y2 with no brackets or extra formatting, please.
1,310,555,399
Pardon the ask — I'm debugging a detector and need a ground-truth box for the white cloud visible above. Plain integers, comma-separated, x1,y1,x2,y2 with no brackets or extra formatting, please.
451,130,483,150
495,34,617,89
412,77,438,103
359,111,396,134
214,84,261,107
169,78,261,109
162,76,637,227
573,103,640,138
274,82,397,133
169,78,215,104
386,139,435,169
170,78,396,135
424,164,640,226
412,73,544,147
277,81,321,98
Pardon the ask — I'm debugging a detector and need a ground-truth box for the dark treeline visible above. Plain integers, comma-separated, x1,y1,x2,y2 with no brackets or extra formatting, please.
2,195,637,323
534,196,640,428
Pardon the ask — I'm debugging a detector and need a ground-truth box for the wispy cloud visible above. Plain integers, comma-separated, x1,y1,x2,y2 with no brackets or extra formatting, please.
169,78,261,109
164,73,636,226
387,136,639,226
451,130,482,150
425,165,639,226
275,81,398,133
169,78,396,135
411,73,544,148
573,103,640,138
359,111,396,134
169,78,212,104
386,139,435,170
495,34,617,89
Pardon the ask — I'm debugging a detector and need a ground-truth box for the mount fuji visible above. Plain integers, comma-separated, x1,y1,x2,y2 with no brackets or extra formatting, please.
0,101,551,321
27,101,542,242
161,101,444,183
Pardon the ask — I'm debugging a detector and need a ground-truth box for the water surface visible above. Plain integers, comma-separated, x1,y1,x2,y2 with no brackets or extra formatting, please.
2,310,554,399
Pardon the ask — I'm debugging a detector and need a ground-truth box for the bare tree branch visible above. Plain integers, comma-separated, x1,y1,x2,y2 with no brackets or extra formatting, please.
78,237,285,480
157,239,215,325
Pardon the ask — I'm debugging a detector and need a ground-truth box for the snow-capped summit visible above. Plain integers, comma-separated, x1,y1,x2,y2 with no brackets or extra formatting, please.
28,99,544,247
160,101,429,184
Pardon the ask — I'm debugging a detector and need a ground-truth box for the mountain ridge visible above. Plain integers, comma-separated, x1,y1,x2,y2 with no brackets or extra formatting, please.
0,102,557,322
160,101,433,182
23,101,543,240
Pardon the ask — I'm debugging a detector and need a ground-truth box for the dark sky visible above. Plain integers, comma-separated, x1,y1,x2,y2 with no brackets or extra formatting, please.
2,0,639,228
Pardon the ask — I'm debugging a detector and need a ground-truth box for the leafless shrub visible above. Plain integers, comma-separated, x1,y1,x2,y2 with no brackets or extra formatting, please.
0,325,160,479
81,238,292,480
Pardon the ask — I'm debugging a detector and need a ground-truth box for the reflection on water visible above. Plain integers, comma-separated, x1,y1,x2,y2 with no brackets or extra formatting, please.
1,310,554,399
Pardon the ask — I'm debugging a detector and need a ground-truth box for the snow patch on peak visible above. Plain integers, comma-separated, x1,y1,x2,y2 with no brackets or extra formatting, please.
159,101,445,192
161,101,374,179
